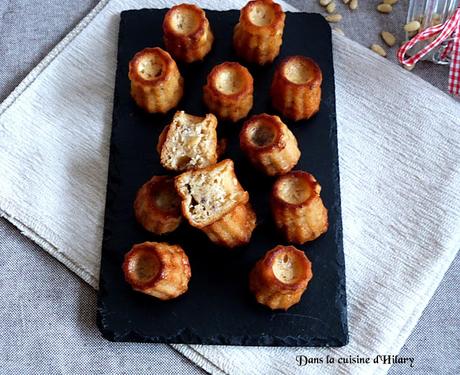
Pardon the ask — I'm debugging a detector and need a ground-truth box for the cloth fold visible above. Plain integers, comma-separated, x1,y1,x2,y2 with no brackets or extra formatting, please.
0,1,459,374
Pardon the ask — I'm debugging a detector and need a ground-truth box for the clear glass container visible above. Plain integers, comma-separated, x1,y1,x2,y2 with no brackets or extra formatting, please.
406,0,459,64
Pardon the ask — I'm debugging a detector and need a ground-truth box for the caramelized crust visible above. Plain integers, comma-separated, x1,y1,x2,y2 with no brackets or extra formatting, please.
271,56,322,121
202,202,257,248
158,111,218,172
128,47,184,113
123,242,191,300
233,0,285,65
163,4,214,63
203,62,254,122
240,113,300,176
134,176,182,235
249,245,313,310
271,171,328,244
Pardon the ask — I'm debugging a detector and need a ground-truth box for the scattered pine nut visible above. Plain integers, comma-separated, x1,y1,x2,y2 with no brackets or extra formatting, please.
403,64,414,71
320,0,332,6
371,44,387,57
377,4,393,13
349,0,358,10
343,0,350,3
383,0,398,4
326,2,336,13
334,28,345,36
325,14,342,23
404,20,421,32
381,31,396,47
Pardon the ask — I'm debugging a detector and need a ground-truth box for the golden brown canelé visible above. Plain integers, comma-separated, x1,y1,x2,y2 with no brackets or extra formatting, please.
271,56,322,121
203,62,254,122
175,159,256,248
163,4,214,63
240,113,301,176
128,47,184,113
134,176,182,235
271,171,328,244
157,111,219,172
123,241,191,300
249,245,313,310
233,0,285,65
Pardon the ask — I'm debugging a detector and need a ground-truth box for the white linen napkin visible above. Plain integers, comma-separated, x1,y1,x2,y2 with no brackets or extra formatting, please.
0,0,459,374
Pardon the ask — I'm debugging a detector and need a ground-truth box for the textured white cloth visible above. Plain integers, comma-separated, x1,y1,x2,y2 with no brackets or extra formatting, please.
0,0,459,375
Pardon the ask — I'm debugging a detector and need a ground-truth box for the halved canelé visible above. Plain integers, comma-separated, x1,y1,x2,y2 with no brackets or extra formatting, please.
157,111,218,172
175,159,256,248
163,4,214,63
123,242,191,300
128,47,184,113
271,171,328,244
203,62,253,122
233,0,285,65
249,245,313,310
134,175,182,235
240,113,300,176
271,56,322,121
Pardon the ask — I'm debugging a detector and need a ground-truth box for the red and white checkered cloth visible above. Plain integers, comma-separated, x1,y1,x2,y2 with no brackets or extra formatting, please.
398,7,460,96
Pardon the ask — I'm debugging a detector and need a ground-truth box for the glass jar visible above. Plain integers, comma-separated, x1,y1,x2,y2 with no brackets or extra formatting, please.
406,0,459,64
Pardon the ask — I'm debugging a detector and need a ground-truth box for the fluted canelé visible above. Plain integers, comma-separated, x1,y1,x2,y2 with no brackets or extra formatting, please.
129,47,183,113
240,113,300,176
233,0,285,65
249,245,313,310
123,242,191,300
271,171,328,244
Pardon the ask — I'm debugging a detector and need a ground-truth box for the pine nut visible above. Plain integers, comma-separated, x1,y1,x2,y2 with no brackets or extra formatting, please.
320,0,332,6
371,44,387,57
343,0,350,4
334,28,345,36
325,14,342,23
350,0,358,10
383,0,398,4
403,64,414,71
381,31,396,47
404,20,421,32
326,2,336,13
377,4,393,13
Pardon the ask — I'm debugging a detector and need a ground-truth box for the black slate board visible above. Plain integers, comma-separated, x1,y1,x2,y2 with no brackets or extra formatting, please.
97,8,348,347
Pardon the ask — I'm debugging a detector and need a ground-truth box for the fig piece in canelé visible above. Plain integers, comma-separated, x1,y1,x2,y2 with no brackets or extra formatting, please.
271,56,322,121
174,159,256,248
134,175,182,235
249,245,313,310
271,171,328,244
157,111,219,172
123,242,191,300
128,47,184,113
240,113,300,176
203,62,253,122
163,4,214,63
233,0,286,65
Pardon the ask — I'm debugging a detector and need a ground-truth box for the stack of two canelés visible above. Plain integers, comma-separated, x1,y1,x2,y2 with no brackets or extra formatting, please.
123,0,328,311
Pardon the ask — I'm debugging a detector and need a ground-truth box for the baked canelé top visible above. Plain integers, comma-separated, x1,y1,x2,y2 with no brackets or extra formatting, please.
239,0,285,34
260,245,312,291
123,242,166,290
276,56,322,89
205,62,253,100
158,111,218,171
163,4,207,41
272,171,321,207
240,114,285,152
136,175,181,216
128,47,176,85
175,159,249,228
